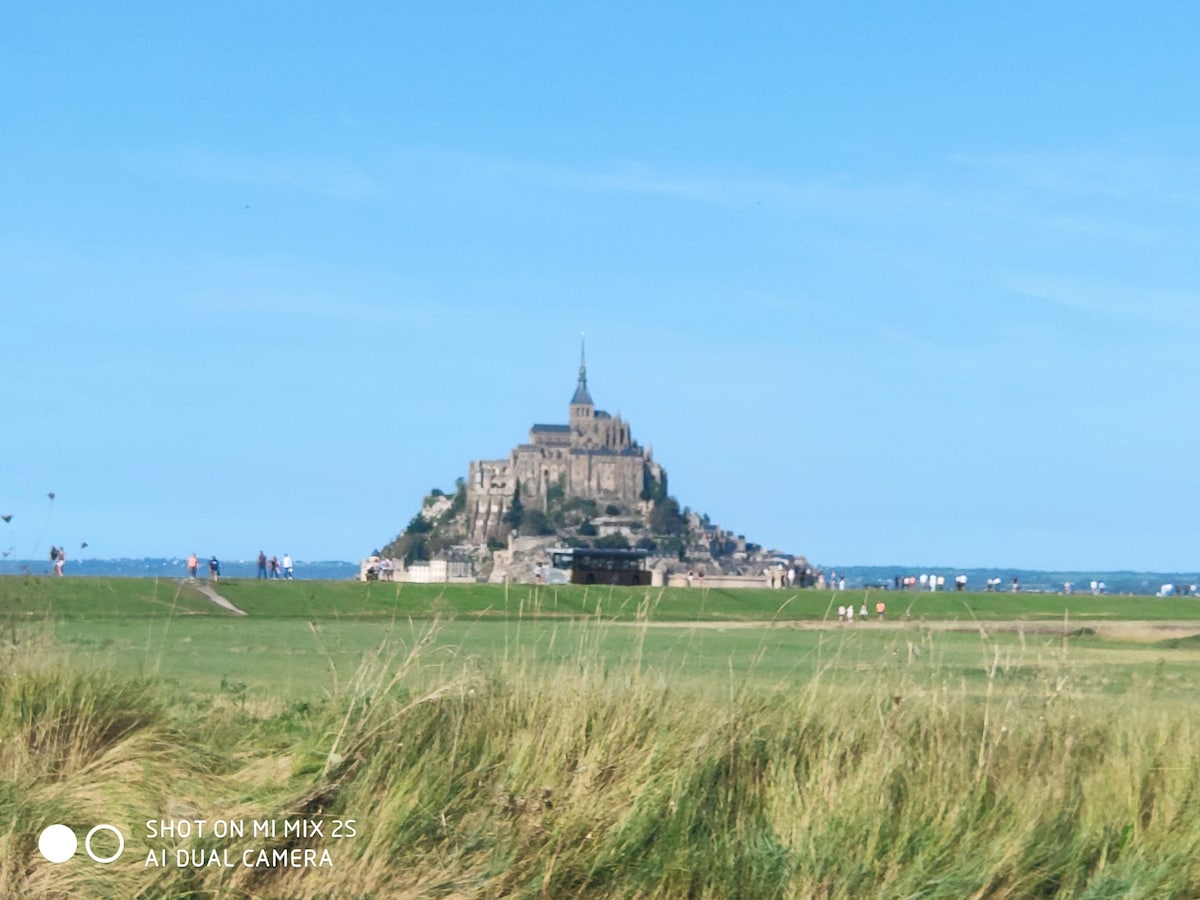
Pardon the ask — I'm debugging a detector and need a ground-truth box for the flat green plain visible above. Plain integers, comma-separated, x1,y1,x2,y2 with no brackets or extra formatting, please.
5,576,1200,702
11,575,1200,622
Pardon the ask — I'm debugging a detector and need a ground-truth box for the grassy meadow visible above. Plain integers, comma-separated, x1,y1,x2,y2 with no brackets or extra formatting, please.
4,576,1200,897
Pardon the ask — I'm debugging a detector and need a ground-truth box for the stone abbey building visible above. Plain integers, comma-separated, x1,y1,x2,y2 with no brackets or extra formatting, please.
466,347,664,541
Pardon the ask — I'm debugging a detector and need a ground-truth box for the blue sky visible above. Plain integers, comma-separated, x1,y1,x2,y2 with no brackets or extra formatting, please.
2,3,1198,569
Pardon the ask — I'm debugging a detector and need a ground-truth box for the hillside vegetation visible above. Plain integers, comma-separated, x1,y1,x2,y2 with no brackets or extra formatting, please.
380,475,708,574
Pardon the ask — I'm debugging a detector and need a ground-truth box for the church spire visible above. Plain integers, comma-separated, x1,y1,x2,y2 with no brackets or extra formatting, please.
570,331,594,408
578,331,587,388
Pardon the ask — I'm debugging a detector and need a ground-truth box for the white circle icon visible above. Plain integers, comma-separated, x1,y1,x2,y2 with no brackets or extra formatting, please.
38,824,77,863
85,824,124,863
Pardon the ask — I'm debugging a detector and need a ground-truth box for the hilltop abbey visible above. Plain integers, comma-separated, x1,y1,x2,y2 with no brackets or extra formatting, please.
373,339,805,587
465,344,664,540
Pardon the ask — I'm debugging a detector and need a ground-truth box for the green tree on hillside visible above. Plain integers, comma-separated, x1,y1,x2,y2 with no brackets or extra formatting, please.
405,513,432,535
524,509,556,536
504,490,524,530
641,469,667,502
404,536,429,564
449,477,467,516
596,533,630,550
649,497,687,535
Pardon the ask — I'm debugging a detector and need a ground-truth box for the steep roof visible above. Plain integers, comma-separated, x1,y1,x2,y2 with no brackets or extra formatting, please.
570,381,593,406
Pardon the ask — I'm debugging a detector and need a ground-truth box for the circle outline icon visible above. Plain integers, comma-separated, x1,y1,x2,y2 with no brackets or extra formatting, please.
84,824,124,864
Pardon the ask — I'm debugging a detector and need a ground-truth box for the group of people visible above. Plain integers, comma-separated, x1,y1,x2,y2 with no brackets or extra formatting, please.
48,545,66,576
363,557,396,581
187,553,222,582
256,551,294,580
892,573,973,591
769,565,826,589
816,571,847,591
889,574,1022,592
838,601,887,621
982,576,1020,592
183,552,294,582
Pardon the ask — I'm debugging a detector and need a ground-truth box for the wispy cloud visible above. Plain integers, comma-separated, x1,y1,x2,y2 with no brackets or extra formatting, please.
148,148,379,200
1001,273,1200,334
950,149,1200,208
538,161,941,219
521,149,1199,245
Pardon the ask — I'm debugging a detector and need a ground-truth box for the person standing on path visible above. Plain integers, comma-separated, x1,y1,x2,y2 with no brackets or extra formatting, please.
209,556,220,583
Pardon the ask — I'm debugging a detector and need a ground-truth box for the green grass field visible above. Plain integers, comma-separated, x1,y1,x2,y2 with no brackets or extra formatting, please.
6,576,1200,897
11,575,1200,623
8,575,1200,700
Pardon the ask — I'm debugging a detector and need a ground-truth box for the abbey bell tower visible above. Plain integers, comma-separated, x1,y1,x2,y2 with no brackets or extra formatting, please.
569,334,594,426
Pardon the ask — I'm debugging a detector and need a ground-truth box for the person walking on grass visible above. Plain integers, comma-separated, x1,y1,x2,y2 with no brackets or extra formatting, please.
257,550,268,579
209,556,220,583
876,599,886,620
859,603,868,621
282,553,293,580
188,552,198,579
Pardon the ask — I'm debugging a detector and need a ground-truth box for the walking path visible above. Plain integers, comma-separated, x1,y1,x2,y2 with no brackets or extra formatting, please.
188,581,247,616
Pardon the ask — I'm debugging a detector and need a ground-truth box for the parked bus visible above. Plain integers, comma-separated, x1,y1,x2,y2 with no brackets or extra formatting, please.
546,547,649,586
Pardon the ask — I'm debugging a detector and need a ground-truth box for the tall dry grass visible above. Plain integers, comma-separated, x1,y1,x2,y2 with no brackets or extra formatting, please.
4,620,1200,897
